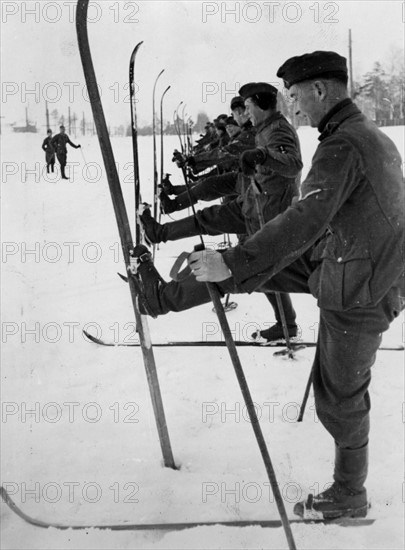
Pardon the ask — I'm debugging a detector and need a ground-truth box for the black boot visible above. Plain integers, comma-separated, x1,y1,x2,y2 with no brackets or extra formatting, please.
251,322,298,344
131,245,167,317
160,174,188,196
159,190,182,214
334,444,368,492
294,445,369,519
160,189,196,214
133,245,215,316
139,205,200,244
61,166,69,180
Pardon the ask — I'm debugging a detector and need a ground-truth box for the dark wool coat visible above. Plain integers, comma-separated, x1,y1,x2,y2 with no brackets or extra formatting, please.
224,101,405,311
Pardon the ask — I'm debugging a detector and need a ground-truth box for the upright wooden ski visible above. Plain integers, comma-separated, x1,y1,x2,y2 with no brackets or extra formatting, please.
129,41,143,242
76,0,175,469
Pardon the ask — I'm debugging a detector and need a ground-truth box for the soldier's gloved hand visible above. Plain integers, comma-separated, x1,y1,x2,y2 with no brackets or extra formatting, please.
159,173,174,195
240,148,265,176
172,150,186,167
77,144,81,148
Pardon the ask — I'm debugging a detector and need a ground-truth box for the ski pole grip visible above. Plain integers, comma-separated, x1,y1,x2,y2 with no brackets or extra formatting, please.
169,243,206,281
169,251,192,282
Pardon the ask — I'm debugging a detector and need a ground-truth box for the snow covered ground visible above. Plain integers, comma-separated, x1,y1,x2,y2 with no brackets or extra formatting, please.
1,127,404,549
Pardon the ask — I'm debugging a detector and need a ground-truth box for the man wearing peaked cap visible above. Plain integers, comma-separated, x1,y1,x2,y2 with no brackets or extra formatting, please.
237,80,301,343
230,95,245,111
277,51,349,129
239,82,278,109
225,116,238,127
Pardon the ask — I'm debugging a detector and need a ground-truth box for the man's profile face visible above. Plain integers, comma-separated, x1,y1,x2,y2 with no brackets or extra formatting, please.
288,82,320,128
231,106,249,127
226,124,240,139
244,98,262,127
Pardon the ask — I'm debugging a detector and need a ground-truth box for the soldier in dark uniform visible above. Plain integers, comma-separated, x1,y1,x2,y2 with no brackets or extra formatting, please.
141,84,301,341
160,96,257,214
41,129,55,173
133,52,404,519
51,125,81,180
193,122,216,154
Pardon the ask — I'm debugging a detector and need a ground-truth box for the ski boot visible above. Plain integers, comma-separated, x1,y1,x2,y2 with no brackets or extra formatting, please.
139,204,200,244
138,204,165,244
294,482,368,520
130,245,166,317
251,322,298,345
159,190,180,214
160,173,175,195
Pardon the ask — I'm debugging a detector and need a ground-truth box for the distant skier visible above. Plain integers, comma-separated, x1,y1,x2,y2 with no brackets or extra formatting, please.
41,129,55,173
51,125,81,180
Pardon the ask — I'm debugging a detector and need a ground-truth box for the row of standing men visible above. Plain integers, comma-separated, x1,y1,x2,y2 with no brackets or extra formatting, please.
134,50,405,520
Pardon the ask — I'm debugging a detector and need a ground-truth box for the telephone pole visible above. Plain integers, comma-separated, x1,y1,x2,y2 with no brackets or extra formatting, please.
45,100,50,130
348,29,354,98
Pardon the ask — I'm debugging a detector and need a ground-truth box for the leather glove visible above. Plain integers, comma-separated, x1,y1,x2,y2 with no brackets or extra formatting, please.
240,148,265,176
186,155,195,167
172,150,186,167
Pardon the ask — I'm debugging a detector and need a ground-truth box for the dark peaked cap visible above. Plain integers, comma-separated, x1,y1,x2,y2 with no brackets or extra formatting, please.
277,51,348,88
225,116,238,126
230,96,245,110
239,82,278,100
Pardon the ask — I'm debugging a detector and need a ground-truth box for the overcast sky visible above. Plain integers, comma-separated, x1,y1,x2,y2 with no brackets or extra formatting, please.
1,0,404,130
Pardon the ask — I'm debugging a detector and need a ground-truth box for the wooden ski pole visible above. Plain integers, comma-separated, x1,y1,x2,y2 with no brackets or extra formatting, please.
297,367,313,422
249,175,305,359
180,172,297,550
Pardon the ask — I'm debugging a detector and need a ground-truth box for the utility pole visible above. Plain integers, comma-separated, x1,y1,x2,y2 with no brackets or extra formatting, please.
348,29,354,98
45,100,50,130
72,112,77,137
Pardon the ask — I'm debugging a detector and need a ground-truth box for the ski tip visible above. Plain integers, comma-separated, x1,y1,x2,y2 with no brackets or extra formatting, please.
117,272,129,283
82,329,99,344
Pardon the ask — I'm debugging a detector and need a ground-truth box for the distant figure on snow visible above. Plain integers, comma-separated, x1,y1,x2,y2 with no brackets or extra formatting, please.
41,129,55,173
51,125,81,180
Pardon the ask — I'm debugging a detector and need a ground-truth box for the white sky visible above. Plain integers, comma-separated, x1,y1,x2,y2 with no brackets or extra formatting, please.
1,0,404,130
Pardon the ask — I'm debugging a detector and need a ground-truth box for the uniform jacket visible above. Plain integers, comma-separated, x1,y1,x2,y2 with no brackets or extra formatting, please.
224,100,405,311
42,137,55,161
51,133,79,155
192,122,256,174
254,111,302,194
216,121,257,170
196,115,303,237
237,112,302,235
193,129,217,154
